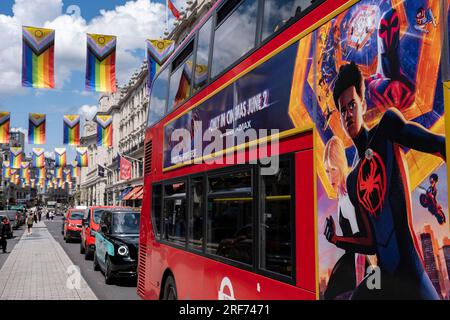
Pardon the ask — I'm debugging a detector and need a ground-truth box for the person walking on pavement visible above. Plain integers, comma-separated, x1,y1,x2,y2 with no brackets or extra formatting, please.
1,217,11,253
50,210,54,221
33,211,38,224
46,208,49,221
38,208,42,222
27,212,34,235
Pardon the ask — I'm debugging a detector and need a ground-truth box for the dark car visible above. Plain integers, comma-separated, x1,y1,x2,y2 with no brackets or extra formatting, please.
0,215,14,238
93,209,140,284
0,211,20,230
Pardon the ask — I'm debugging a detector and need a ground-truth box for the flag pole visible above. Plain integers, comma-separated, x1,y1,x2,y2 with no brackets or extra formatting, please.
166,0,169,33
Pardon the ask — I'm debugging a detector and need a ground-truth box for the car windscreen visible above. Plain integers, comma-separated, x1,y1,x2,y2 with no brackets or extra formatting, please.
93,209,105,224
112,212,140,235
69,211,84,220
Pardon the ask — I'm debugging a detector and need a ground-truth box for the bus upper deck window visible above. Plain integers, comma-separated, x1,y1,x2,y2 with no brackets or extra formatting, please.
211,0,258,79
193,18,212,92
262,0,314,41
147,68,169,127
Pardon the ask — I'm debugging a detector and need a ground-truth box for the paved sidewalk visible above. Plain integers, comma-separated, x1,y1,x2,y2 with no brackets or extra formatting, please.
0,221,97,300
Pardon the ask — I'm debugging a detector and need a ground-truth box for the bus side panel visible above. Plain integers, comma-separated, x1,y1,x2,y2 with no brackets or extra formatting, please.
295,148,316,294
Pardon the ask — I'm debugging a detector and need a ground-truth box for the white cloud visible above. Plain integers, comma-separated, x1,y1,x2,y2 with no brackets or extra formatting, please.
78,104,98,120
44,151,55,159
11,127,27,135
0,0,167,95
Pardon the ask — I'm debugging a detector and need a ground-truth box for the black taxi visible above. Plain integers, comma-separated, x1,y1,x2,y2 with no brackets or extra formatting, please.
93,208,140,284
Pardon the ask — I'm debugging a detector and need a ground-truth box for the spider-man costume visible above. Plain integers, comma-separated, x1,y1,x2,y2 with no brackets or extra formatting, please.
336,108,445,299
368,9,415,111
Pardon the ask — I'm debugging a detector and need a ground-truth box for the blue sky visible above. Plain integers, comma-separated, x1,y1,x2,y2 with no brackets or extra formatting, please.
0,0,180,161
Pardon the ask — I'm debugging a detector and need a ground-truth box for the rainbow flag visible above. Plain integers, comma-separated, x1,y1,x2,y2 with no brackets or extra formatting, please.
76,147,88,167
58,178,64,189
10,173,19,185
28,113,46,144
22,26,55,88
70,160,80,178
64,169,71,183
96,115,112,147
0,112,10,144
38,178,45,188
55,148,67,167
36,167,46,180
85,33,116,92
146,39,174,92
46,179,53,189
32,147,45,168
55,167,63,179
63,115,81,145
20,162,30,179
2,161,10,180
31,179,36,189
10,147,23,169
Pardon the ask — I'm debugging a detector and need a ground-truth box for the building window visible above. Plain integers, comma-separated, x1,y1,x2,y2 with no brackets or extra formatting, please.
211,0,258,78
206,170,253,265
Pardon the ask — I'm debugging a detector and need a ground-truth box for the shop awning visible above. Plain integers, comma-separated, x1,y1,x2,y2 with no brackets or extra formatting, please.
130,186,143,200
134,187,144,200
119,187,133,200
123,186,142,201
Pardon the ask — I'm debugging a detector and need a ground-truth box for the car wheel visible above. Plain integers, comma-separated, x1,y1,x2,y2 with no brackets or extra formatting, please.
93,252,100,271
80,241,85,254
162,275,177,300
104,256,114,285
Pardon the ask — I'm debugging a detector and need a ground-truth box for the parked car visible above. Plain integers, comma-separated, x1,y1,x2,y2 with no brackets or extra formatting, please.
62,208,85,242
81,206,127,260
93,208,140,284
1,211,20,230
0,215,13,238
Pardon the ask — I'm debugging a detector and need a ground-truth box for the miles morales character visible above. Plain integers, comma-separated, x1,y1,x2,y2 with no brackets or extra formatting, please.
325,62,445,299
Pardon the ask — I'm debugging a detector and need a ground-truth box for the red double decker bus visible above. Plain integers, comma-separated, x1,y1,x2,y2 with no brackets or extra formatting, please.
139,0,450,300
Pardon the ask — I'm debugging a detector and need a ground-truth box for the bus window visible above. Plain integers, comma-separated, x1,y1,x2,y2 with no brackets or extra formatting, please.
260,157,293,277
207,170,253,265
189,176,204,251
147,67,169,127
167,54,194,112
262,0,314,41
193,18,212,92
152,184,162,239
211,0,258,79
163,182,187,246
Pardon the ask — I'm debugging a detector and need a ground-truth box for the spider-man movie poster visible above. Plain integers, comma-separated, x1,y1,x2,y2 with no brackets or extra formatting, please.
297,0,450,299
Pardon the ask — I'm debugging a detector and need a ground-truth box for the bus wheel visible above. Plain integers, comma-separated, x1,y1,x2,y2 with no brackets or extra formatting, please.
162,275,177,300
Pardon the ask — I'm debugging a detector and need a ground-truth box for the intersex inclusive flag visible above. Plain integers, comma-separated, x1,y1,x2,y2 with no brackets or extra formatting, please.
96,115,113,147
64,168,71,183
146,39,174,92
46,179,53,189
55,167,63,179
76,147,88,167
20,162,30,179
2,161,10,180
10,147,23,169
0,112,10,144
85,33,116,92
32,147,45,168
22,26,55,88
38,178,45,188
36,167,46,180
31,179,36,189
55,148,67,167
63,115,81,145
70,160,79,178
28,113,46,144
10,172,19,185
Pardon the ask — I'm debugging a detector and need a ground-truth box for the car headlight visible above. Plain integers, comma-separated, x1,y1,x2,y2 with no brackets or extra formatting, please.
117,245,129,256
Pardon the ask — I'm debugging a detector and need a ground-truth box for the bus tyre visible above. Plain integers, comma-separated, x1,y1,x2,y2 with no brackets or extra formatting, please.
93,253,100,271
162,275,177,300
104,256,114,285
80,242,85,254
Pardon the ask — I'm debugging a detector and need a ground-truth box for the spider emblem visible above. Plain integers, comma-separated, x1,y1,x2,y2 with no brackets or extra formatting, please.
357,150,387,217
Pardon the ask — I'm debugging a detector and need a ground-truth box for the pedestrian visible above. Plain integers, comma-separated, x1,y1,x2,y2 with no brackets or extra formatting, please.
27,212,34,235
50,211,54,221
33,211,38,224
1,217,11,253
38,209,42,222
46,209,49,221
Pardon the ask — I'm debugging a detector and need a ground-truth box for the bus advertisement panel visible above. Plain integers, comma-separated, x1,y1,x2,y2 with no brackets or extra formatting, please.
302,0,449,299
